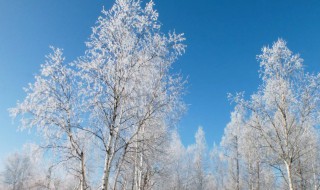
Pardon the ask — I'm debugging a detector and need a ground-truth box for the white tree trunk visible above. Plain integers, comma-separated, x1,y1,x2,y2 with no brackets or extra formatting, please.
80,152,86,190
285,161,294,190
102,132,115,190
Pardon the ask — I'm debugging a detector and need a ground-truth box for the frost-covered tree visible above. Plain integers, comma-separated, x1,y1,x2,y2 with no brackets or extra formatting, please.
1,144,79,190
77,0,185,189
10,48,92,190
163,130,187,190
233,39,320,190
142,129,188,190
220,105,277,190
220,105,245,190
172,127,209,190
10,0,185,189
209,144,227,190
240,115,276,190
159,127,211,190
2,152,34,190
193,127,208,190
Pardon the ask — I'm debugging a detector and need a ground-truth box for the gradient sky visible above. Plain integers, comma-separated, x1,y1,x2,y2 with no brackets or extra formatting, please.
1,0,320,165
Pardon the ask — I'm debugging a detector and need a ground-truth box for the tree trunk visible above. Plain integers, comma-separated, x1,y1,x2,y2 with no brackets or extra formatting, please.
285,160,294,190
257,161,260,190
80,152,87,190
236,136,240,190
102,153,112,190
102,132,115,190
113,146,128,190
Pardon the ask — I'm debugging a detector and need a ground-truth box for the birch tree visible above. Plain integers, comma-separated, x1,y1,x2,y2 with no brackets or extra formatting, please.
240,116,276,190
233,39,320,190
10,0,185,189
10,48,91,190
77,0,185,189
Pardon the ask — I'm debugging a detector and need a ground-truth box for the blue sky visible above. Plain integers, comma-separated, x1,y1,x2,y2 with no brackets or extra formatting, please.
1,0,320,164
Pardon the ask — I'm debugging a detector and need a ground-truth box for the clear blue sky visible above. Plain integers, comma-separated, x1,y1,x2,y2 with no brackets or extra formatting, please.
1,0,320,164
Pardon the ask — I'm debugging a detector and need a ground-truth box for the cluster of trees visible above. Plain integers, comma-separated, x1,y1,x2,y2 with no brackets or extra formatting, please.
1,0,320,190
0,144,79,189
221,39,320,190
160,39,320,190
